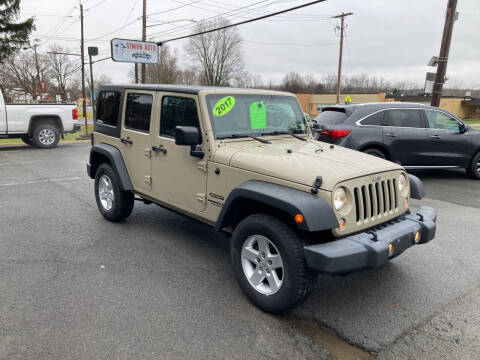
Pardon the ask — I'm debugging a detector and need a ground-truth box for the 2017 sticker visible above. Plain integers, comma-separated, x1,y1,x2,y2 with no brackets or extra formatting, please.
213,96,235,117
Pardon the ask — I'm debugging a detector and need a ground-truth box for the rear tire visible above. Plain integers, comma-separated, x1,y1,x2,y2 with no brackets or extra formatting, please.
467,152,480,180
363,147,386,159
94,163,134,222
32,124,60,149
231,214,315,313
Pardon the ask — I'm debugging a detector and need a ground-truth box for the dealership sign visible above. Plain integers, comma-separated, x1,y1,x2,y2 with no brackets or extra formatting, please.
111,38,159,64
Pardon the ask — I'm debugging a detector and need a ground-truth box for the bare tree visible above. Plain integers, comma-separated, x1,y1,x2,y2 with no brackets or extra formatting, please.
1,49,48,99
178,66,200,85
46,44,77,100
280,72,307,93
145,44,179,84
186,18,243,86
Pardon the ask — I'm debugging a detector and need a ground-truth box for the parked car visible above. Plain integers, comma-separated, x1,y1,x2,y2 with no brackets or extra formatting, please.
311,102,480,179
87,85,436,312
0,89,80,148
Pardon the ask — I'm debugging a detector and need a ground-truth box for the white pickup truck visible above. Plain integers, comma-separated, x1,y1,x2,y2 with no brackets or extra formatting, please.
0,89,80,148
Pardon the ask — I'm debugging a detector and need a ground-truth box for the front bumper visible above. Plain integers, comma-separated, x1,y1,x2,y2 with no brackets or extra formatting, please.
304,206,437,274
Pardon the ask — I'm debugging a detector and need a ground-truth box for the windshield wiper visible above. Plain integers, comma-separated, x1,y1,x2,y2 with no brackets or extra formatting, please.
268,130,307,141
218,134,271,144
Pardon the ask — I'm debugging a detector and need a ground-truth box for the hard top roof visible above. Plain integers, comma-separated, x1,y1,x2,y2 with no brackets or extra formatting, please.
99,84,291,96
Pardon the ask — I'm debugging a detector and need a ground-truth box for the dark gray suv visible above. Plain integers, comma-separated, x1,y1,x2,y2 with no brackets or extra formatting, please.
311,102,480,179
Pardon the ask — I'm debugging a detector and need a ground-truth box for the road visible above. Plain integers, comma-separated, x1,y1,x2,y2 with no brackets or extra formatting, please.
0,143,479,359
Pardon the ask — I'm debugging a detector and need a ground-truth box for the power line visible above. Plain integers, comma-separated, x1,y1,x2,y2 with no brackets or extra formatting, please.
244,39,338,47
148,0,272,38
156,0,327,45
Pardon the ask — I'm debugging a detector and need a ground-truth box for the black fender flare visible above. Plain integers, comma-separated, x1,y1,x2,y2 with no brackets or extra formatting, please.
408,173,425,200
87,143,133,191
214,180,339,232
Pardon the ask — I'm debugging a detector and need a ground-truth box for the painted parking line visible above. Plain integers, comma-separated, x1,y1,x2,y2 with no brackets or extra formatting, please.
0,177,82,187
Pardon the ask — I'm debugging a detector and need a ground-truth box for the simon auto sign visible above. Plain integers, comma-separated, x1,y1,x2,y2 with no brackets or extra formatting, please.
111,38,159,64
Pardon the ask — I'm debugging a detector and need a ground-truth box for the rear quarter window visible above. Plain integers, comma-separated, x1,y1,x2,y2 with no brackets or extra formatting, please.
96,91,121,126
360,111,385,126
314,110,347,125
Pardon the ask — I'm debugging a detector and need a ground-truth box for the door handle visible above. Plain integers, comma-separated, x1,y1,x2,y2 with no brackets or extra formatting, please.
385,133,397,137
121,137,133,145
430,135,441,140
152,145,167,154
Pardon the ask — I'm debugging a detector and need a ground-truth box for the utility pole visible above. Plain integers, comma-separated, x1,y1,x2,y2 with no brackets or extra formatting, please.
33,41,42,102
80,2,88,136
332,12,353,104
431,0,458,107
141,0,147,84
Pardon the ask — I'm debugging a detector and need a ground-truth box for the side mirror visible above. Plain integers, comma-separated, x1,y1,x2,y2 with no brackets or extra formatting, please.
175,126,204,159
460,123,468,134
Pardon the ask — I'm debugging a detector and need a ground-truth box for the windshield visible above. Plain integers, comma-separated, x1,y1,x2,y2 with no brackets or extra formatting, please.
205,94,308,138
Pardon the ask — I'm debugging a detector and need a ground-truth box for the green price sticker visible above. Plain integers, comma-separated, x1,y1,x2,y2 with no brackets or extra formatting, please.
213,96,235,117
249,101,267,130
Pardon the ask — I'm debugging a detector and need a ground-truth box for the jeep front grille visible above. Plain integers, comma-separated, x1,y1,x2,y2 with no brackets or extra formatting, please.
353,178,398,222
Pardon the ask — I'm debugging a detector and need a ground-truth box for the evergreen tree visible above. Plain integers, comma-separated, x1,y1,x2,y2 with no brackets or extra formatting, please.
0,0,34,63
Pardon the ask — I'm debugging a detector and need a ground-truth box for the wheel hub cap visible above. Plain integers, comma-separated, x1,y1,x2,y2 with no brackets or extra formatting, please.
241,235,284,296
38,129,55,145
98,175,114,210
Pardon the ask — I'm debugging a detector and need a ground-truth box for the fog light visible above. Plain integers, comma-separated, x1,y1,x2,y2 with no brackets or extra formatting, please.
388,243,395,257
338,218,346,231
404,197,409,208
414,231,421,244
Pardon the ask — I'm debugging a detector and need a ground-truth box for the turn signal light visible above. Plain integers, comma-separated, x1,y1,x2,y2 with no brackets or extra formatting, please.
414,231,421,244
320,129,351,139
294,214,304,224
338,218,346,231
388,243,395,257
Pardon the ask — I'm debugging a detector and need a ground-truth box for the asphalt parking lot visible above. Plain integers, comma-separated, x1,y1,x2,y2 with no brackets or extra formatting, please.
0,142,479,359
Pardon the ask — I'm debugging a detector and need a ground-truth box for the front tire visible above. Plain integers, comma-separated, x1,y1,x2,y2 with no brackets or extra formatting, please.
94,163,134,222
467,152,480,180
32,124,60,149
231,214,315,313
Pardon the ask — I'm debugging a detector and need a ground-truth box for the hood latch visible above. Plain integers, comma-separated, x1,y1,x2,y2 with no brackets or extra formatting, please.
311,176,323,194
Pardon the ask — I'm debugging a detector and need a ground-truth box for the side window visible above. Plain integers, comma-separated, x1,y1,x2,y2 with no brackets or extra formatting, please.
96,91,121,126
425,110,460,130
160,96,200,138
124,93,152,132
361,111,384,126
385,109,422,128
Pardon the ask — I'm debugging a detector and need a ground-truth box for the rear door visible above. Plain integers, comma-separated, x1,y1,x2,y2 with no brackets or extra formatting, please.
120,90,155,194
423,109,473,166
382,108,429,166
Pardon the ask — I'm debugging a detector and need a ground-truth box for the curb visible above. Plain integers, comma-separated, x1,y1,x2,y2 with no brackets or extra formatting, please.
0,140,90,148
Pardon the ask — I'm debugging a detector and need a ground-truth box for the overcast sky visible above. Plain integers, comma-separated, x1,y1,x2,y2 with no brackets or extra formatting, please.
19,0,480,89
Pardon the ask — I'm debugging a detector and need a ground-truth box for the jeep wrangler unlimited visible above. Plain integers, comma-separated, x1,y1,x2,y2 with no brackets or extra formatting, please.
87,85,437,312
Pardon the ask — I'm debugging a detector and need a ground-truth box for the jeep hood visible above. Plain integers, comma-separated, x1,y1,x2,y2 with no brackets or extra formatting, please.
214,138,402,191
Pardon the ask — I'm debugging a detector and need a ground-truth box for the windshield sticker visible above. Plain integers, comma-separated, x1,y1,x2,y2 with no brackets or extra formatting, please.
213,96,235,117
249,101,267,129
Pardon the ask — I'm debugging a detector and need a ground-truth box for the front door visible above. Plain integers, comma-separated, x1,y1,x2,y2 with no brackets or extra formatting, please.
382,108,429,166
120,90,155,194
423,109,473,167
150,93,207,213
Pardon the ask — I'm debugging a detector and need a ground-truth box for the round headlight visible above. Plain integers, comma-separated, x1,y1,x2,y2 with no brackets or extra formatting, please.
398,174,407,193
333,187,347,211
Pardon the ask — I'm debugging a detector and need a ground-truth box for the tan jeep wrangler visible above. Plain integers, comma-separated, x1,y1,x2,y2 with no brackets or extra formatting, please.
87,85,437,312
